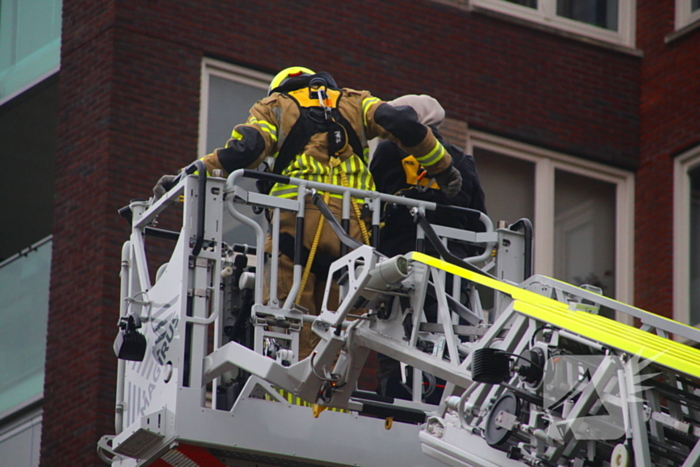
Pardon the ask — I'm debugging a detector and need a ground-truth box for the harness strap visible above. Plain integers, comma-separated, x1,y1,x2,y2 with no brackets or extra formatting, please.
272,91,364,178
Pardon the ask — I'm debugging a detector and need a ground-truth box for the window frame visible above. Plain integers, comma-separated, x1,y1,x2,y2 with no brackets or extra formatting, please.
469,0,636,48
468,131,635,322
0,0,62,106
673,145,700,326
0,236,51,419
198,58,272,156
675,0,700,30
0,405,42,467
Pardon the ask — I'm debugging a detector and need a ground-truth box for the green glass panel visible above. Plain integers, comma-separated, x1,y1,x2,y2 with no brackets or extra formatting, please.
0,239,51,415
0,0,62,102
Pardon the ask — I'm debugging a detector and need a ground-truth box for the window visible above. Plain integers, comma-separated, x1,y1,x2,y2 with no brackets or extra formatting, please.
0,0,62,105
470,0,636,48
674,147,700,326
675,0,700,30
199,59,272,245
553,170,617,297
0,237,51,418
0,78,58,261
469,131,635,321
0,407,41,467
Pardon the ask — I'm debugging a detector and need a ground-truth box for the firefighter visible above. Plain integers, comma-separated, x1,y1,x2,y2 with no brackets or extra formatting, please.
369,94,486,401
153,68,462,359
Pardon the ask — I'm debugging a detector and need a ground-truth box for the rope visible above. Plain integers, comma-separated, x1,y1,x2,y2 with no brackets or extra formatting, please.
295,157,370,304
295,161,334,305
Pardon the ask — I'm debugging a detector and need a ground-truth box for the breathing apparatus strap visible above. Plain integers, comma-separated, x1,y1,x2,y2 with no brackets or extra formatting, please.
272,78,364,178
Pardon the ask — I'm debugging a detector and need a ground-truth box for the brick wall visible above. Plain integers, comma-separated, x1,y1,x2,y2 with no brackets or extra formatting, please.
635,0,700,317
113,0,640,168
43,1,642,465
42,22,116,466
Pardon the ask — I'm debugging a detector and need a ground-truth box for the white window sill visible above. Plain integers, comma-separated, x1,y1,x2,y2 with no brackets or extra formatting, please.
665,19,700,43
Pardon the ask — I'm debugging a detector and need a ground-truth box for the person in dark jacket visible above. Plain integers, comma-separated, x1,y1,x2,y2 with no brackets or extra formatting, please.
370,94,486,259
369,94,487,402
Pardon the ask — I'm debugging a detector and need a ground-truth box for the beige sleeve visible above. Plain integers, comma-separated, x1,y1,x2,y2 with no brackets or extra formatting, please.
363,96,452,174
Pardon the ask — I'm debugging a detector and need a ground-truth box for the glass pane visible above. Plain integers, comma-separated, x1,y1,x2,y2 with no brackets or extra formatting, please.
689,166,700,325
206,74,268,245
557,0,619,31
693,0,700,12
206,75,267,154
0,0,62,102
0,410,41,467
473,148,535,226
503,0,537,8
16,0,62,62
554,170,616,300
0,239,51,415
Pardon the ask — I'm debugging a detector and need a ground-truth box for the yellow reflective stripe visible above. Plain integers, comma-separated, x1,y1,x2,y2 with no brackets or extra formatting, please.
361,164,375,191
283,154,321,181
347,158,360,189
514,301,700,378
230,129,244,140
271,154,374,197
269,184,298,198
307,156,325,183
362,97,380,127
347,155,374,191
410,252,562,307
248,118,277,142
544,275,700,334
416,141,446,167
410,252,700,378
258,122,278,141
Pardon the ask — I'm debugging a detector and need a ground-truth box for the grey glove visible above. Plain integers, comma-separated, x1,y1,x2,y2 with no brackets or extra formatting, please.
153,174,178,199
432,165,462,198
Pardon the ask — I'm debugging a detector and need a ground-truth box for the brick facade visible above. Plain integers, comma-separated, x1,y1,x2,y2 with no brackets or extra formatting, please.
41,0,696,465
636,0,700,317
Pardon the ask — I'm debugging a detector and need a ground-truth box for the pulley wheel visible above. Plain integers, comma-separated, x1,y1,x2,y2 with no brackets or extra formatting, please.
484,391,521,446
611,444,629,467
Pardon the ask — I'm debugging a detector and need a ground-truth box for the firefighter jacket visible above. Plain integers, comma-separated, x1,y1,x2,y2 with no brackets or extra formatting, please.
199,73,452,200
